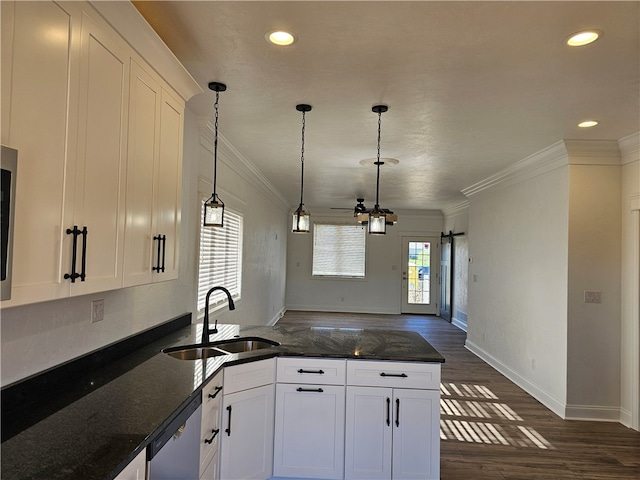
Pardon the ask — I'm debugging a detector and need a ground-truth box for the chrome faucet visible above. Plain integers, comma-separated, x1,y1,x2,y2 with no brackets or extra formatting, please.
202,286,235,344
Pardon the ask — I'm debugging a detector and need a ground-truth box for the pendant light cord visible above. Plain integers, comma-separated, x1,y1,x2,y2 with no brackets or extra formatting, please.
375,109,382,208
212,90,220,196
299,110,306,207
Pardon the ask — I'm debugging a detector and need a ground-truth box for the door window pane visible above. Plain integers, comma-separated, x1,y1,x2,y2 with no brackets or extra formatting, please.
407,241,430,304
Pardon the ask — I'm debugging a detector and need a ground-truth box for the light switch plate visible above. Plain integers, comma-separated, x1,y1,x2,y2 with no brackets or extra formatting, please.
584,290,601,304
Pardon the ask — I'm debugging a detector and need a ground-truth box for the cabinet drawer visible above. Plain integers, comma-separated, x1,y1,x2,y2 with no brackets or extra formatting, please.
277,357,346,385
346,360,440,390
200,372,223,475
223,358,275,394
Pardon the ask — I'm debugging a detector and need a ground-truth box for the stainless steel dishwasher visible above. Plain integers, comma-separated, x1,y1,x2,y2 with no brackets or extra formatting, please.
147,394,202,479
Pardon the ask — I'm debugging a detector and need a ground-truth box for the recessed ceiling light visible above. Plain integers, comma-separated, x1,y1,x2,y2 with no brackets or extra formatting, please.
566,30,602,47
578,120,599,128
266,30,296,46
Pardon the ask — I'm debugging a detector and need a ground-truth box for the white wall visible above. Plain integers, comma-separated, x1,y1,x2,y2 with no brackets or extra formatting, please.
194,114,289,327
286,210,443,314
620,132,640,430
566,163,621,419
465,163,570,417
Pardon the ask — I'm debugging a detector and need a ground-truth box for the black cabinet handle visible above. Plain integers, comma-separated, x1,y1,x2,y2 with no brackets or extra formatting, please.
395,398,400,427
208,385,223,399
153,235,162,272
79,226,87,281
297,369,325,375
64,226,80,282
204,428,220,444
386,397,391,426
380,372,408,378
225,405,232,436
160,234,166,272
296,387,324,393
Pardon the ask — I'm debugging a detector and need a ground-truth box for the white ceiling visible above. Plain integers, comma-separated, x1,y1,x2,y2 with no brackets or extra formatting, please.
132,1,639,213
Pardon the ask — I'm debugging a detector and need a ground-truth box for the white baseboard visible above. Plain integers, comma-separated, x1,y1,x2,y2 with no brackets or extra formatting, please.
268,307,286,326
464,339,567,419
451,316,467,332
565,404,622,422
284,304,399,315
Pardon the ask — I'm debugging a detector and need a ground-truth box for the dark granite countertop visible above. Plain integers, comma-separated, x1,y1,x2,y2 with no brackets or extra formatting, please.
1,320,444,480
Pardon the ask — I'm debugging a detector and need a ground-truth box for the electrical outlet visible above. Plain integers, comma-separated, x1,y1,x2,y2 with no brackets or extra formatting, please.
584,290,601,304
91,299,104,323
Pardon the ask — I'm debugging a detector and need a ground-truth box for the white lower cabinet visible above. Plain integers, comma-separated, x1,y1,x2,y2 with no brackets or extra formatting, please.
344,361,441,480
273,383,345,479
219,359,275,480
345,387,440,480
115,448,146,480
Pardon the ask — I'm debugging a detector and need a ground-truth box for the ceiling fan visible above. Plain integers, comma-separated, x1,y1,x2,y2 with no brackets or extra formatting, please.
330,198,370,216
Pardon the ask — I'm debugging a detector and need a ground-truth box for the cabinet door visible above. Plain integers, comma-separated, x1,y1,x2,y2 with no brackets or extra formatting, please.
219,384,274,480
123,59,161,287
154,89,183,281
344,386,392,480
392,389,440,480
115,448,146,480
70,10,128,295
1,0,79,305
273,383,345,479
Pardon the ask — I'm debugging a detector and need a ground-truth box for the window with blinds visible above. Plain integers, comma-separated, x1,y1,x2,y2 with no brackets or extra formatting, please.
197,203,243,312
312,224,366,278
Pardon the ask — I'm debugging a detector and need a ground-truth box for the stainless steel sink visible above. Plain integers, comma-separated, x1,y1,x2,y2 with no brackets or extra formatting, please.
163,346,227,360
162,337,279,360
214,338,279,354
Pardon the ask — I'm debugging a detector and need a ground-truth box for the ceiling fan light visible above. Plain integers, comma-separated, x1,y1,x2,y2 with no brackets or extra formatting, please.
356,212,369,225
368,210,387,234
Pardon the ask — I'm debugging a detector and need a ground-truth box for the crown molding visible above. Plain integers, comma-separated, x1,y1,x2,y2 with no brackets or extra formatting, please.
564,140,621,165
462,140,568,198
198,118,290,212
619,132,640,165
442,201,470,218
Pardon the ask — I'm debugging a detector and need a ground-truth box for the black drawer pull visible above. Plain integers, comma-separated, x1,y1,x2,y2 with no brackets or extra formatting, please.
395,398,400,427
79,226,87,281
208,385,223,399
386,397,391,426
296,387,324,393
380,372,408,378
298,369,325,375
204,428,220,444
225,405,232,436
64,226,81,282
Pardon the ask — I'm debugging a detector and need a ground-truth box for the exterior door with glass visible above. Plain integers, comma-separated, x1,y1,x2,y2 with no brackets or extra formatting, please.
401,237,439,314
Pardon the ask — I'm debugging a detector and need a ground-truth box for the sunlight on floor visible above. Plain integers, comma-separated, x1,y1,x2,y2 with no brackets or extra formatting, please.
439,383,553,449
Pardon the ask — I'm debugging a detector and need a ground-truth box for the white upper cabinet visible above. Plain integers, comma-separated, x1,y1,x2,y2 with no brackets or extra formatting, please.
1,0,193,306
70,10,129,296
1,1,78,305
123,58,183,287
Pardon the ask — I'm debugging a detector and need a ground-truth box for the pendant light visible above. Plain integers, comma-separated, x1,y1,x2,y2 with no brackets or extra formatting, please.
203,82,227,227
368,105,389,235
292,104,312,233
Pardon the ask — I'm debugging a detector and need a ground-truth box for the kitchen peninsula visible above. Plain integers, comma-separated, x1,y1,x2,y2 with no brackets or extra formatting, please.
1,316,444,480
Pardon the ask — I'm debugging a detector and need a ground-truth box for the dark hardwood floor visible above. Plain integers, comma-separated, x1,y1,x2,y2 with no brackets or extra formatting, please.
277,311,640,480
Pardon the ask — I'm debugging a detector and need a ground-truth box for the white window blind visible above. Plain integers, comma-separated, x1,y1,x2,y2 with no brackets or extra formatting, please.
197,202,243,311
312,224,366,277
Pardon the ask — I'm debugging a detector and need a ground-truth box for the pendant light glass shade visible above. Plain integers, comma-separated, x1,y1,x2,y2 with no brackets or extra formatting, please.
368,208,387,234
292,104,312,233
204,193,224,227
204,81,227,228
